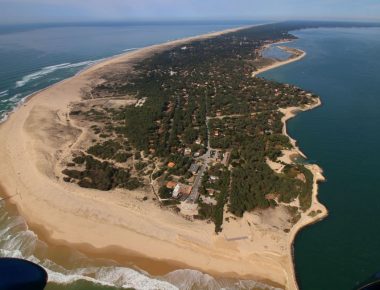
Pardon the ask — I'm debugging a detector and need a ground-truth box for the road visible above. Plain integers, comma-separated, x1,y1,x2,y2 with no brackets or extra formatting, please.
187,91,212,203
187,162,206,203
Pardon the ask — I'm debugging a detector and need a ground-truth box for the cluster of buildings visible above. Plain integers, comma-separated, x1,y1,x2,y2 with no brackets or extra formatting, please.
164,160,201,200
209,150,230,167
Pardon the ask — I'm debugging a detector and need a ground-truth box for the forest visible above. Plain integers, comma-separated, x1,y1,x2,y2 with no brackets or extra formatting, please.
63,21,323,232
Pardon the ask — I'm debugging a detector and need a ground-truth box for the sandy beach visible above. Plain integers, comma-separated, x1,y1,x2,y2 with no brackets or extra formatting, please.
0,26,326,290
252,42,306,77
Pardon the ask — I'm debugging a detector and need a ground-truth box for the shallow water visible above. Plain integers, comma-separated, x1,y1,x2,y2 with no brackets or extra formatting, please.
261,27,380,290
261,45,292,61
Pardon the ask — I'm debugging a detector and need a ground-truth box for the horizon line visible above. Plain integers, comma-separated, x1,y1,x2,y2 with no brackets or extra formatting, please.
1,18,380,27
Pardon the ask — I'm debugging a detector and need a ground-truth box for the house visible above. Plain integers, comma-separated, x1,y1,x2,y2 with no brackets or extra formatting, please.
209,175,219,182
166,181,177,189
172,184,181,198
184,148,192,156
207,188,215,196
189,163,200,175
222,151,231,166
167,162,176,168
172,183,192,199
180,184,192,195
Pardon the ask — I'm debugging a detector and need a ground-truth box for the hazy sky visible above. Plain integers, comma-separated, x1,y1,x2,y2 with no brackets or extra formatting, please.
0,0,379,24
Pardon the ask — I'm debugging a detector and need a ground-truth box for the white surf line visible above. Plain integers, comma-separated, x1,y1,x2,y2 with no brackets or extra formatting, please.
14,60,97,88
122,47,141,52
0,90,8,98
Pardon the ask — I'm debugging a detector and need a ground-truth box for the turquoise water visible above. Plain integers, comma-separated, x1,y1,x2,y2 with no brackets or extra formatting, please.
261,27,380,290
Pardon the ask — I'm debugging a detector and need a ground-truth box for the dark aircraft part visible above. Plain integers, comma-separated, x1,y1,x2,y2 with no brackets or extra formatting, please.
0,258,47,290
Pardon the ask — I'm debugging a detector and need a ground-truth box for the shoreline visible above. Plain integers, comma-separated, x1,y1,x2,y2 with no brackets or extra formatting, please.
254,39,328,289
252,40,307,77
0,25,252,126
0,26,325,290
278,97,328,290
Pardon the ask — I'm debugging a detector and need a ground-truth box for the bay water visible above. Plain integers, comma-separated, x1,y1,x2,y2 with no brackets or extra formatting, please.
261,27,380,290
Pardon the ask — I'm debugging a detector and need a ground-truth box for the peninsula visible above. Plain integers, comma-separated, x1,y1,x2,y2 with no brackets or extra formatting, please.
0,22,330,289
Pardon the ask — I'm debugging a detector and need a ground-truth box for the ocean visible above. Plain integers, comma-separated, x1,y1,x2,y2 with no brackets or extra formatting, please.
260,27,380,290
0,22,276,290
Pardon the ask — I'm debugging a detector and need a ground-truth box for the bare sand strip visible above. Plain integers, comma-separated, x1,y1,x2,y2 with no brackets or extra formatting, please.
0,26,325,290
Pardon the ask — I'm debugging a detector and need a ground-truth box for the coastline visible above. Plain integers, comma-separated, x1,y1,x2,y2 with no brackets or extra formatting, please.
0,25,253,126
277,98,328,290
252,41,306,77
254,41,328,289
0,26,326,290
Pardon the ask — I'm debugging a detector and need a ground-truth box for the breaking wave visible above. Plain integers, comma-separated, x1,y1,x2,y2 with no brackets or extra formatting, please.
15,60,96,88
0,90,8,98
0,93,22,104
7,93,22,103
122,47,140,52
0,202,279,290
0,202,177,289
164,269,281,290
123,47,141,52
46,267,178,289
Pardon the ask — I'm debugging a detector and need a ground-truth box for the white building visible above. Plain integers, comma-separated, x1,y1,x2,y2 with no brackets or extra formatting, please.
172,184,181,198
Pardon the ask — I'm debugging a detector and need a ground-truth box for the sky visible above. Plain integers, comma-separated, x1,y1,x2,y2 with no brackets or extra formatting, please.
0,0,379,25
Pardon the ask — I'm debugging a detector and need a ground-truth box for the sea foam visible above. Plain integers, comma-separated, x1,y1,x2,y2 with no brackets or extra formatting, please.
0,192,277,290
0,203,178,290
122,47,140,52
0,90,8,98
164,269,280,290
15,60,96,88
